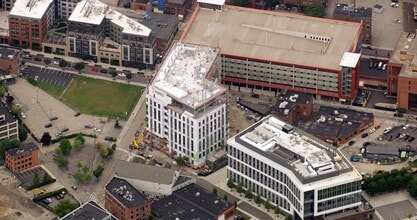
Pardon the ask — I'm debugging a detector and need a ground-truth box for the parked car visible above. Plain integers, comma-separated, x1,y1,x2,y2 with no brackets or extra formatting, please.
388,136,393,141
382,63,388,70
61,127,69,132
50,116,58,121
409,137,416,142
361,133,369,138
404,135,410,141
100,69,108,74
74,112,81,117
91,67,98,72
45,123,52,128
369,128,376,134
84,124,93,129
348,141,355,146
71,185,78,191
374,125,381,129
383,127,393,134
251,93,260,98
394,112,404,117
403,124,410,130
399,133,406,139
395,133,401,138
368,61,374,68
33,57,42,62
55,195,61,200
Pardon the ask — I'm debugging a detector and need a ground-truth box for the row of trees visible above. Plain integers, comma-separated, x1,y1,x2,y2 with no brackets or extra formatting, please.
31,171,53,189
226,179,293,219
364,168,414,197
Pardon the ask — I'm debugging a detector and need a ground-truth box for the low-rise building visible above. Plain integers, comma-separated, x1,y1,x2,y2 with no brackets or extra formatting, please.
0,102,18,140
61,200,117,220
227,115,363,219
114,160,195,198
152,183,235,220
105,177,152,220
272,90,313,124
0,45,22,76
5,142,40,173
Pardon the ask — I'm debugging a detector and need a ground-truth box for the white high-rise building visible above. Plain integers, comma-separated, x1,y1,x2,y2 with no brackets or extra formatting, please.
147,42,228,166
227,115,363,220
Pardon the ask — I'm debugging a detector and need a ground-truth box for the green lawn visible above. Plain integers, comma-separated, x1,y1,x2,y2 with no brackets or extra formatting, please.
37,82,66,99
61,76,144,119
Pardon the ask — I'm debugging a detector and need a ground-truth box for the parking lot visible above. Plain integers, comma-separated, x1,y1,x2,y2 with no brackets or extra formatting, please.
359,58,388,79
15,167,48,189
378,124,417,147
8,79,104,140
21,65,72,87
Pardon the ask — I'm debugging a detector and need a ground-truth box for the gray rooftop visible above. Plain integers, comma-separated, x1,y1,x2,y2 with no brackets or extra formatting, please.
114,160,176,185
182,5,362,70
140,13,179,41
6,142,38,157
295,106,373,139
0,102,18,125
333,4,372,20
273,90,312,118
105,177,148,208
0,46,21,60
366,145,399,156
152,183,233,219
61,201,116,220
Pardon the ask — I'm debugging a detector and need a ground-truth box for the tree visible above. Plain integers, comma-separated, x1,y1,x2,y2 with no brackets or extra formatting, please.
100,147,109,158
73,162,91,184
255,194,262,205
227,178,235,189
223,194,228,201
0,86,7,97
59,139,72,155
32,171,40,187
213,187,218,196
41,132,52,146
10,106,21,117
75,133,85,144
73,139,83,151
59,59,68,68
93,164,104,178
245,188,253,200
0,138,19,159
236,182,243,194
234,200,238,208
43,172,52,183
285,215,293,220
125,72,132,80
54,199,79,217
175,156,186,166
305,2,326,18
43,59,51,65
232,0,249,6
110,71,117,78
56,156,68,169
111,143,117,151
19,127,28,141
73,62,85,71
265,199,271,211
275,206,281,216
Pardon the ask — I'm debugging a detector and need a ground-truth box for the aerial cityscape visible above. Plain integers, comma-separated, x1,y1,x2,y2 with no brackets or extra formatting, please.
0,0,415,219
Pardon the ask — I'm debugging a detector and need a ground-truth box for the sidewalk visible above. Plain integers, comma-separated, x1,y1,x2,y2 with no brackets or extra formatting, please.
203,167,285,220
23,49,155,77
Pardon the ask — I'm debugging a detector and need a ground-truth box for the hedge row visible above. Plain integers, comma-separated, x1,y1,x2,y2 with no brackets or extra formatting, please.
33,188,67,202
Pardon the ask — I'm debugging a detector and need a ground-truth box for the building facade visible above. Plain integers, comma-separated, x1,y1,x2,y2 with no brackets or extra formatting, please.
8,0,55,49
147,42,228,166
68,0,155,67
181,5,363,102
0,45,22,75
105,177,152,220
227,115,362,220
57,0,81,19
0,102,18,140
5,142,40,173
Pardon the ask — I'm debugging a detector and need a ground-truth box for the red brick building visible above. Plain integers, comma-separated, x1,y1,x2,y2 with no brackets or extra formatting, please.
105,177,152,220
8,0,55,49
0,46,22,75
5,142,40,173
272,91,314,124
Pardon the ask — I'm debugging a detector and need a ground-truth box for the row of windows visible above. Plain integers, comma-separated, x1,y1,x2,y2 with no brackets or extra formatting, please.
318,181,361,200
317,193,361,212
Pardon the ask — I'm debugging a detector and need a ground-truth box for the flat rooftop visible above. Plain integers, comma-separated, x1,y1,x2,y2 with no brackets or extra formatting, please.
114,160,176,185
0,11,9,37
61,201,116,220
6,142,38,157
139,13,179,41
390,32,417,79
182,6,362,70
333,3,372,20
230,115,359,186
152,42,226,108
105,177,148,208
296,106,373,139
152,183,233,219
273,90,312,118
69,0,151,36
0,46,21,59
9,0,53,19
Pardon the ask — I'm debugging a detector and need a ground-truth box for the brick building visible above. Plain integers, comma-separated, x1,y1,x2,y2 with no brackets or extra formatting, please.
5,142,40,173
8,0,55,49
105,177,152,220
272,90,313,124
0,46,22,76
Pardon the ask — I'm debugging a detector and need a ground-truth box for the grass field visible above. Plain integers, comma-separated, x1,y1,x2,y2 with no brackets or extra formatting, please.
37,82,66,99
58,76,144,119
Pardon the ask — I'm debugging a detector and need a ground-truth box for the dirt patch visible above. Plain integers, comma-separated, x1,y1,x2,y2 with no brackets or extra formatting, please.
0,168,49,220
